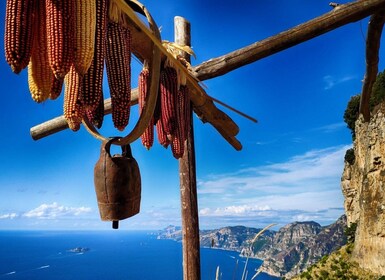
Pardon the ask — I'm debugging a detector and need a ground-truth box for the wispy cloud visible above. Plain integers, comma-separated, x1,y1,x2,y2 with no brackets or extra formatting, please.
323,75,356,90
23,202,92,220
0,213,18,219
197,145,349,227
312,122,347,133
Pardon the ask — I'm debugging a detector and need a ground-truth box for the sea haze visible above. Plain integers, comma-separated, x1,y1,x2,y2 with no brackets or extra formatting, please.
0,231,279,280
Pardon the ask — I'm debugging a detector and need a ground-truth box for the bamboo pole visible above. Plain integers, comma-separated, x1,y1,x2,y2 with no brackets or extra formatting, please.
359,11,385,122
175,16,201,280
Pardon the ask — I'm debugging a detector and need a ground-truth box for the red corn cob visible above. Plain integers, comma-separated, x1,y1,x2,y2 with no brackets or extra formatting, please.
159,67,178,141
49,77,64,100
171,85,190,159
105,21,131,131
4,0,35,74
85,93,104,129
46,0,75,79
139,67,154,150
81,0,108,112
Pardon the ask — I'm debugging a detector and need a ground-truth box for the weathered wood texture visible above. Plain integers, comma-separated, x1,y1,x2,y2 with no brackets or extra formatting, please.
193,0,385,81
359,11,385,122
176,16,201,280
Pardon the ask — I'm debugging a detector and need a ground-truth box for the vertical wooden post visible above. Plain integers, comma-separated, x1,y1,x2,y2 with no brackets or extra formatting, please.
175,16,201,280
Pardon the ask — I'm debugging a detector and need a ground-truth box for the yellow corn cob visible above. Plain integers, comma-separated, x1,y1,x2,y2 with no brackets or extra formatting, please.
28,0,53,103
4,0,35,74
64,65,84,131
73,0,96,76
105,21,131,131
46,0,75,79
81,0,108,111
139,67,154,150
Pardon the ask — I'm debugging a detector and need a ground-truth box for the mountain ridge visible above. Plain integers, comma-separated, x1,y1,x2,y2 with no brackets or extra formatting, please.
157,215,347,277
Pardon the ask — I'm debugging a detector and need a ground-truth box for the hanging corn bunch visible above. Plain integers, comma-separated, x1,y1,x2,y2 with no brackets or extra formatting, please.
4,0,35,74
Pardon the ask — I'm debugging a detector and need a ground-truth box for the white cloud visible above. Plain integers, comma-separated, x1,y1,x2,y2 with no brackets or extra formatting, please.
23,202,92,220
323,74,356,90
0,213,18,219
197,145,350,227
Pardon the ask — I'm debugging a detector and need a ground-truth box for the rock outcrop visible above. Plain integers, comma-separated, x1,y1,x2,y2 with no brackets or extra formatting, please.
341,105,385,275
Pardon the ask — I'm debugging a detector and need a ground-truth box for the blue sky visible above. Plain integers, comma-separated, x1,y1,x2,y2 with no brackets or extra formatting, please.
0,0,382,230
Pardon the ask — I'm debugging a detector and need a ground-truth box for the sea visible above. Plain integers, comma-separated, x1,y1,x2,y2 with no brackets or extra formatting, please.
0,231,280,280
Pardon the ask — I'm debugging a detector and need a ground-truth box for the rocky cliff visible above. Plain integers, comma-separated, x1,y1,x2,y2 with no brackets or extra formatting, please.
341,104,385,275
256,215,347,278
158,216,346,278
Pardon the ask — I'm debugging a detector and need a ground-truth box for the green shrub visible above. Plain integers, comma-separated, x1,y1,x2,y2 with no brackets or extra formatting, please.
343,95,360,140
320,270,329,279
345,223,357,244
370,70,385,110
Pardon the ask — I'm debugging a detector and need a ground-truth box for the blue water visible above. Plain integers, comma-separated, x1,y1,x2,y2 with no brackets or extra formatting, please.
0,231,279,280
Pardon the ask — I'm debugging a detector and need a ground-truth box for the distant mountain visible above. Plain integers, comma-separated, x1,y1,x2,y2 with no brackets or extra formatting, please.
157,215,347,278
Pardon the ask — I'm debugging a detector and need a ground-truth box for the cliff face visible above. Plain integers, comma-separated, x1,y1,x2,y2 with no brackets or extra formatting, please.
341,105,385,274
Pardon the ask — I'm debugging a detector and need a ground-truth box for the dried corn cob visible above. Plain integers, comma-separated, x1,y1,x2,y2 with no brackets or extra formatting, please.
81,0,108,111
105,21,131,131
139,67,154,150
85,93,104,129
171,85,190,159
156,118,170,148
4,0,35,74
46,0,75,79
49,77,63,100
73,0,96,76
64,65,84,131
159,67,178,141
28,0,52,103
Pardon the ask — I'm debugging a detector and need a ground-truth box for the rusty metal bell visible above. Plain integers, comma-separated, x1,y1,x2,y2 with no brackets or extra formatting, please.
94,138,141,229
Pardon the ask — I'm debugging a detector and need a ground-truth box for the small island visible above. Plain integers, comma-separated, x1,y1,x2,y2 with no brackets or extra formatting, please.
67,247,90,253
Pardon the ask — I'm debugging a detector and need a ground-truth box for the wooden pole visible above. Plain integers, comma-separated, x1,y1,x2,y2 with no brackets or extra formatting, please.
359,11,385,122
175,16,201,280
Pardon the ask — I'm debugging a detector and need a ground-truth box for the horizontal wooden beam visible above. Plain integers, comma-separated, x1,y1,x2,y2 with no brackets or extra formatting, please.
193,0,385,81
